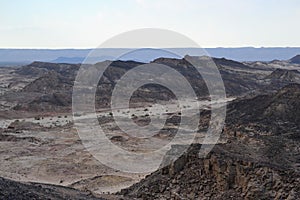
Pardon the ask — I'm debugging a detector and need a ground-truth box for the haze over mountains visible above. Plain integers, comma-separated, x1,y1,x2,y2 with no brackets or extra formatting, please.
1,47,300,65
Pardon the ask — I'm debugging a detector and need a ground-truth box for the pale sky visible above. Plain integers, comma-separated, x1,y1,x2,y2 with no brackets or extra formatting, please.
1,0,300,48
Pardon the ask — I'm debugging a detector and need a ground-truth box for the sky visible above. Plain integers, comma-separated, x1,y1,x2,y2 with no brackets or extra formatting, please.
1,0,300,48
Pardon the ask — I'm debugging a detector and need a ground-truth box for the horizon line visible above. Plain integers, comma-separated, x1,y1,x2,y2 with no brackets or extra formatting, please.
1,46,300,50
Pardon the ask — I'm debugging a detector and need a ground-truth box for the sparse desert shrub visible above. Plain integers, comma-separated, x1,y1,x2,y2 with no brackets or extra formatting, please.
131,114,138,119
34,116,40,120
74,113,81,117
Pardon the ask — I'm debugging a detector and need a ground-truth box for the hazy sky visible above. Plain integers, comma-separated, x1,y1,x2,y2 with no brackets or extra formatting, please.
1,0,300,48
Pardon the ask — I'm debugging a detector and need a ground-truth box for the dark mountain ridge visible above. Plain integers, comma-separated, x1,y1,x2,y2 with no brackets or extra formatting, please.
8,56,300,112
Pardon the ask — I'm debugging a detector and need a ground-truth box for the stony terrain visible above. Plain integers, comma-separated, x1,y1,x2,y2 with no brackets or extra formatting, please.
120,144,300,199
0,55,300,199
120,84,300,199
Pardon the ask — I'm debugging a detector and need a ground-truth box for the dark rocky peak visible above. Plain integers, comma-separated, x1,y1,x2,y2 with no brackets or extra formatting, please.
109,60,144,69
22,71,72,93
16,61,80,77
93,60,144,72
212,57,252,70
290,55,300,64
265,68,300,82
152,57,192,69
153,56,253,72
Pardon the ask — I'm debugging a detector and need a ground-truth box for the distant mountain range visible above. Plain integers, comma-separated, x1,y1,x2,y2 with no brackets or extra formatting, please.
1,47,300,66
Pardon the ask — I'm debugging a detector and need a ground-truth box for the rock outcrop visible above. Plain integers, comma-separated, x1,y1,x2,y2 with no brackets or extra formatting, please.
120,144,300,200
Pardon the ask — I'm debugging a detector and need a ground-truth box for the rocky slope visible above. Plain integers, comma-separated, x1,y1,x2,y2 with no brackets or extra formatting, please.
290,55,300,64
120,143,299,199
263,68,300,90
120,84,300,199
226,83,300,135
0,176,104,200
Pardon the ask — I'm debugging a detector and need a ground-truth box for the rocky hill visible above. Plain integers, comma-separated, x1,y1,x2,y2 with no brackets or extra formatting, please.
264,68,300,83
4,56,300,112
0,176,104,200
226,84,300,134
290,55,300,64
22,71,73,93
15,61,80,77
12,61,144,111
153,56,266,96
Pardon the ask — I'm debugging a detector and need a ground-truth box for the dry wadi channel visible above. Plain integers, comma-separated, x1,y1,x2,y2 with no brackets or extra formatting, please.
0,98,233,194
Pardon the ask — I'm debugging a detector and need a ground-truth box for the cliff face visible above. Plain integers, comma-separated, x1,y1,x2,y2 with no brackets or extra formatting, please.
120,144,300,200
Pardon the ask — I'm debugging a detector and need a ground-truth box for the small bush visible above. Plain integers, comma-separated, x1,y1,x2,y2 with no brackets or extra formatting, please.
34,116,40,120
